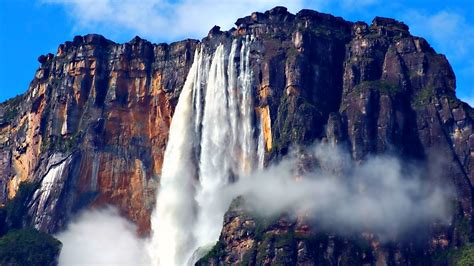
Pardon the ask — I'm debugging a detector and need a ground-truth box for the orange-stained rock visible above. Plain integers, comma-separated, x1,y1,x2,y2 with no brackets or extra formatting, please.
260,106,272,152
1,7,474,265
10,91,46,197
0,34,198,234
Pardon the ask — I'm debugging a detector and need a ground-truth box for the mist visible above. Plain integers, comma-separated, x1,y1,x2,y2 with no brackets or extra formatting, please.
55,143,453,265
221,143,453,240
55,208,149,265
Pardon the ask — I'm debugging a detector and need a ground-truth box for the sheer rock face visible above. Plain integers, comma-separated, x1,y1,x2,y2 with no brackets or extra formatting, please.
197,7,473,265
0,34,198,235
0,6,473,263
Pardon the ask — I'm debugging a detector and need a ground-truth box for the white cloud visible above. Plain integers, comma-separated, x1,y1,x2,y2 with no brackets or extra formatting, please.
341,0,378,9
42,1,473,119
221,143,452,240
55,208,149,265
401,10,474,101
53,146,452,265
403,10,474,59
42,0,304,42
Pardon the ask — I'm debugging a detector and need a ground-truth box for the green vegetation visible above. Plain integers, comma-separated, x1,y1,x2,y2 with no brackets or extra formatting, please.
453,245,474,266
0,182,62,266
456,217,473,245
255,231,296,264
0,228,62,266
2,182,39,233
252,214,280,242
435,244,474,266
0,94,24,123
432,216,474,265
285,47,299,63
42,130,83,153
197,239,225,264
412,85,461,109
305,24,348,40
2,109,19,123
350,236,372,255
412,86,435,107
354,80,401,96
0,94,23,108
274,232,295,249
204,240,225,260
256,232,273,265
271,94,322,157
54,132,82,152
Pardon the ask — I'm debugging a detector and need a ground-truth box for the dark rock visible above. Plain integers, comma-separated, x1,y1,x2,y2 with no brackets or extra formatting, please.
72,35,83,45
268,6,287,15
208,25,222,38
37,55,47,64
0,6,472,265
371,16,409,32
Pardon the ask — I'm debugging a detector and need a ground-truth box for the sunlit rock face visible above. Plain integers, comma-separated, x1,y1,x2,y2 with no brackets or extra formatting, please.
0,5,473,265
0,34,198,235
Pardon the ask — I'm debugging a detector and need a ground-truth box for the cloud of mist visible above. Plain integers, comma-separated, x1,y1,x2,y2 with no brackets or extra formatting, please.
55,208,149,265
221,143,453,240
55,143,453,265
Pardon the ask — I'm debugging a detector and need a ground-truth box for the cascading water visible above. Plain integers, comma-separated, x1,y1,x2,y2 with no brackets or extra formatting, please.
239,36,257,173
194,44,233,251
150,36,266,265
149,49,201,266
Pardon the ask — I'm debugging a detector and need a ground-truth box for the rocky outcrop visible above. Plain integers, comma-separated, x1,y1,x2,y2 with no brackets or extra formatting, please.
0,6,472,264
0,34,198,235
195,7,473,265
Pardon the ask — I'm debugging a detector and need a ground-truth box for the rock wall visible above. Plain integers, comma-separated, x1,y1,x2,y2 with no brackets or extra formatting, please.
0,6,472,264
195,7,473,265
0,34,198,235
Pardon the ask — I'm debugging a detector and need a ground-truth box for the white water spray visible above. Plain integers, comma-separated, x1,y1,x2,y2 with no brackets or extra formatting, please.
194,44,233,250
150,37,265,265
149,49,201,266
239,36,257,173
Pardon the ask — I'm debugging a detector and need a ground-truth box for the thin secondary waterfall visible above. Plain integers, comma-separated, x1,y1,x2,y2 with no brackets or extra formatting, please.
239,36,256,174
150,36,266,265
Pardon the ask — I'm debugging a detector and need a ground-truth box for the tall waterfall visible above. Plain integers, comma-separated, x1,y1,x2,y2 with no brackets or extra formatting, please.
149,36,266,265
149,48,200,266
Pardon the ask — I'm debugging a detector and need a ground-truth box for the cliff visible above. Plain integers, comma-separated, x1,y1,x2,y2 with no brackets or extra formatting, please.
0,34,198,235
0,6,473,265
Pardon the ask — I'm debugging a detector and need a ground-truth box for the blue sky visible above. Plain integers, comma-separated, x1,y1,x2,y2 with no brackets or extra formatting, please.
0,0,472,105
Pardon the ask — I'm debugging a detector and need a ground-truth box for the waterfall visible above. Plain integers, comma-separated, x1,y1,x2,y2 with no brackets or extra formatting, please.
33,159,69,228
149,49,201,266
150,36,265,265
227,39,240,170
194,44,233,250
239,36,256,174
